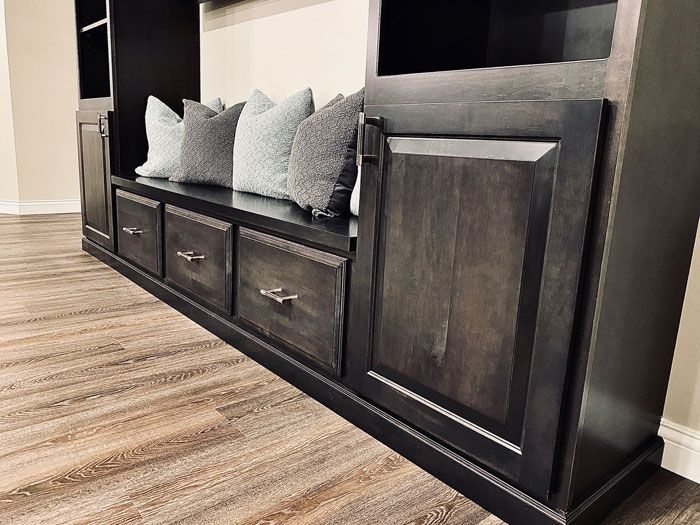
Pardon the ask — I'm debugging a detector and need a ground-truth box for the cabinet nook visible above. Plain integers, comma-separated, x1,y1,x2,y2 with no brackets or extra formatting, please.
77,1,700,524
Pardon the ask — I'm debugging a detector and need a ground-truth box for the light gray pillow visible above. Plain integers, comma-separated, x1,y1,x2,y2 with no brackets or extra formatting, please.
232,88,315,199
170,99,246,188
288,88,364,216
135,96,223,179
350,168,361,216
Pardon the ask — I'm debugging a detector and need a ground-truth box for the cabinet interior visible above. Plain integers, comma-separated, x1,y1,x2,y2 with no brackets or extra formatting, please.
377,0,619,76
78,25,110,100
76,0,107,29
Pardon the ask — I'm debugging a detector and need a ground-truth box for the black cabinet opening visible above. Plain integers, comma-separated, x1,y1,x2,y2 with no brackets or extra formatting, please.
76,0,107,29
377,0,618,76
78,25,111,99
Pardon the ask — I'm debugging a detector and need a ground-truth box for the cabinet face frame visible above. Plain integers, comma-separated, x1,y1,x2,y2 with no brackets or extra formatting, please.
76,110,114,251
363,0,643,106
346,99,605,499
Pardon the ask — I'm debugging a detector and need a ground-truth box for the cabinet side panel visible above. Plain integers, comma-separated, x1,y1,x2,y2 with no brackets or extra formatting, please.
570,0,700,503
110,0,200,176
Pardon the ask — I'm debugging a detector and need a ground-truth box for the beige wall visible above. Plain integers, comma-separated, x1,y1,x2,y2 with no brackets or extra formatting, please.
3,0,79,204
0,0,18,202
664,223,700,429
201,0,369,109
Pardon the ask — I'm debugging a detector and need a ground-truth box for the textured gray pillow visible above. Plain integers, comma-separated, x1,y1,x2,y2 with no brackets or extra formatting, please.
288,88,364,216
135,96,223,179
232,88,315,199
170,99,246,188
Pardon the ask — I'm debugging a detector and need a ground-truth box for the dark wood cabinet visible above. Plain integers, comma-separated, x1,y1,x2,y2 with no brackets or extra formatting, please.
74,0,199,248
76,110,113,250
344,0,699,522
348,100,605,497
80,0,699,524
348,100,603,497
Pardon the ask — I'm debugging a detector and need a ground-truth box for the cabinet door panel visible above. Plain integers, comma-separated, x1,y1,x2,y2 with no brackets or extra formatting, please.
77,111,113,250
374,137,556,431
347,100,605,499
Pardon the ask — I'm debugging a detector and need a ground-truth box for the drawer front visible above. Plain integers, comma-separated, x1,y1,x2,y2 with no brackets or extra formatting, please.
237,228,347,375
116,190,162,276
164,205,233,314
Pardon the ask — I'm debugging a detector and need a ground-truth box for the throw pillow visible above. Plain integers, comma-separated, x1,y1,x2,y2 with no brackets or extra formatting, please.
135,96,223,179
350,168,361,216
288,88,364,216
232,88,315,199
171,99,246,188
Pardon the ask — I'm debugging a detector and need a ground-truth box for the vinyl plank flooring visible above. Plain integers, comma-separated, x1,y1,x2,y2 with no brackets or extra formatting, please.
0,214,697,525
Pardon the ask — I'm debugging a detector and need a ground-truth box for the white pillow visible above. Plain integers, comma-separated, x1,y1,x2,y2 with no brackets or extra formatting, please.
232,88,314,199
350,167,361,216
135,96,223,179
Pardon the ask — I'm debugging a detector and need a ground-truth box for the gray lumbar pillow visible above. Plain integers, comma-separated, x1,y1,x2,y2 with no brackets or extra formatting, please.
350,168,361,216
288,88,364,217
171,99,246,188
135,96,223,179
232,88,315,199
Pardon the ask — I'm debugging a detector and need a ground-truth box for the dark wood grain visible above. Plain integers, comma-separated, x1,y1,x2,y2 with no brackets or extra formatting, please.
347,99,605,499
116,189,162,276
164,205,233,315
237,228,347,376
565,0,700,504
76,110,114,251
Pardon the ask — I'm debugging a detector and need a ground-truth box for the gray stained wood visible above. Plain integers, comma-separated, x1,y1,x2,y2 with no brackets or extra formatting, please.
76,110,113,251
116,190,163,277
237,228,347,376
0,213,697,525
164,204,233,315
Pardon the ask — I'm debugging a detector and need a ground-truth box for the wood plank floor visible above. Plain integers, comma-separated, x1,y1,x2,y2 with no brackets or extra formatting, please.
0,213,697,525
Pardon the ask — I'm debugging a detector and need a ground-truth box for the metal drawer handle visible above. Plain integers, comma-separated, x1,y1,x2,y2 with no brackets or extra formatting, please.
260,288,298,304
177,251,205,262
122,227,143,235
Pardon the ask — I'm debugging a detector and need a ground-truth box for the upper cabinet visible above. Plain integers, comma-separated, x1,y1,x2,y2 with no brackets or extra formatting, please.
377,0,618,76
74,0,200,177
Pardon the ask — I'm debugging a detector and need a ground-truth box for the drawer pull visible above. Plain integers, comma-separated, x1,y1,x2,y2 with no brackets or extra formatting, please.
122,227,143,235
177,251,205,262
260,287,298,304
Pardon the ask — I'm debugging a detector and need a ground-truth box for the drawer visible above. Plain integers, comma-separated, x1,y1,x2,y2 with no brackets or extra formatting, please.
164,205,233,314
237,228,347,375
116,190,162,276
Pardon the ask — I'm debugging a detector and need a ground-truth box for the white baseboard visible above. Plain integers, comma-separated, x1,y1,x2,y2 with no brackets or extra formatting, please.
0,199,81,215
659,418,700,483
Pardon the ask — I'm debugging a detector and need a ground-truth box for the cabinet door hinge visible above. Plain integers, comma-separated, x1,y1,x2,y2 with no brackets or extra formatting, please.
356,112,384,167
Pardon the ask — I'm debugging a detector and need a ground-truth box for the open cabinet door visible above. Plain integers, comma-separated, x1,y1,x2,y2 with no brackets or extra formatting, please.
346,99,605,500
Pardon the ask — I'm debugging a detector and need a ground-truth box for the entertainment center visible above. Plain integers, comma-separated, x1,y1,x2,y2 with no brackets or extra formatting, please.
76,1,699,524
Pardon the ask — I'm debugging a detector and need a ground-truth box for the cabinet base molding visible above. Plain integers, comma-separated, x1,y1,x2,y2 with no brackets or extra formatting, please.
82,238,662,525
659,418,700,484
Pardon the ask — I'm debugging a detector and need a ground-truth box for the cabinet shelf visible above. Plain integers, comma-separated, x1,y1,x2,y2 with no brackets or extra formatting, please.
80,18,108,34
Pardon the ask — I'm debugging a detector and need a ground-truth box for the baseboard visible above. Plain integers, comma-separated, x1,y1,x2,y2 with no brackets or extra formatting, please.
0,200,20,215
659,418,700,483
0,199,81,215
